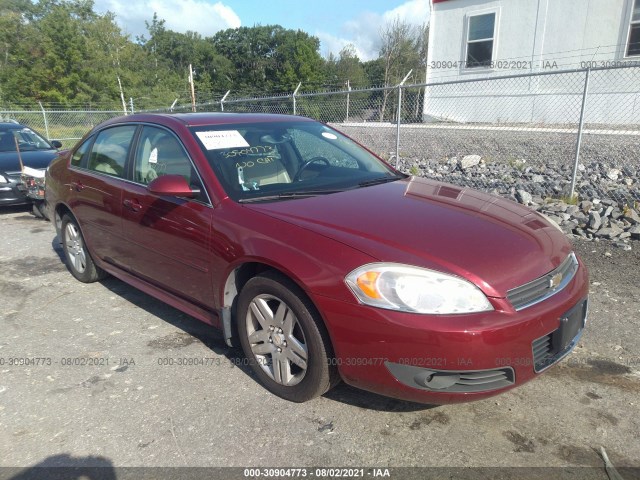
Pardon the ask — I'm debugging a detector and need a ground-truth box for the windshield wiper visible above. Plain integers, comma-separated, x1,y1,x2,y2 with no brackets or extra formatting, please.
238,189,343,203
358,175,403,188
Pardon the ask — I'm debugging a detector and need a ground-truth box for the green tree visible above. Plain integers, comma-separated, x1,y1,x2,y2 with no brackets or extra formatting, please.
138,14,233,104
377,18,428,120
212,25,324,95
0,0,37,104
324,44,367,89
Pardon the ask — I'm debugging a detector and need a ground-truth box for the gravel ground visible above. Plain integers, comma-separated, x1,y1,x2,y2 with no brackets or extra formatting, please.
0,206,639,478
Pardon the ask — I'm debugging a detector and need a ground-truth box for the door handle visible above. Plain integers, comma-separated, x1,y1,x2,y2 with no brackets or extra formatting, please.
123,199,143,212
70,181,84,191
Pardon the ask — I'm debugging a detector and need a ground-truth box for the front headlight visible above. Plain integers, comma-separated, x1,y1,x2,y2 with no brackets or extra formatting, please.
0,174,7,184
345,263,493,314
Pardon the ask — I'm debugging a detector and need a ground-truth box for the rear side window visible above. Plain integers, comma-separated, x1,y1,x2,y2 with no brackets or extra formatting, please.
87,126,136,178
70,138,92,168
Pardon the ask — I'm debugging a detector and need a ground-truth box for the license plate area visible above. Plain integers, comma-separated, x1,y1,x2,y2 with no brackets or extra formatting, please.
553,299,588,352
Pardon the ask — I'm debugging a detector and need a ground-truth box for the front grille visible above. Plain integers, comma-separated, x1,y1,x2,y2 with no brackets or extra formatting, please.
507,253,578,310
385,362,515,393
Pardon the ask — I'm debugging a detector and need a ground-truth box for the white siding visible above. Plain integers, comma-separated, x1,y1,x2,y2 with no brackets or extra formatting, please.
424,0,640,124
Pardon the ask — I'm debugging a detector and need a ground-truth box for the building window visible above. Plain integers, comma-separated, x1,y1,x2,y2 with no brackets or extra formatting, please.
628,0,640,56
466,12,496,68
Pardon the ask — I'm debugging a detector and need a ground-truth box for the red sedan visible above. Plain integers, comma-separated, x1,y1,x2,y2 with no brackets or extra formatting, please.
45,113,588,404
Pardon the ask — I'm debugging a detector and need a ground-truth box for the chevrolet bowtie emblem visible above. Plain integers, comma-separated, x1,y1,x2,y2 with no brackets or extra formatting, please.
549,272,563,289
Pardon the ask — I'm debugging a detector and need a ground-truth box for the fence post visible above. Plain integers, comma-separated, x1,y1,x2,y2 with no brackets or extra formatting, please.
38,102,50,141
345,80,351,122
292,82,301,115
570,68,591,200
220,90,231,112
395,85,403,164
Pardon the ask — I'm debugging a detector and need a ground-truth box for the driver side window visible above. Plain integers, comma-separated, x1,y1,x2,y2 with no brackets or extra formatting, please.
133,126,206,201
134,127,191,184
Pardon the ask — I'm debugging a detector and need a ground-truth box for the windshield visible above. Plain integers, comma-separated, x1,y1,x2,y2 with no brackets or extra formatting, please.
190,121,403,202
0,127,52,152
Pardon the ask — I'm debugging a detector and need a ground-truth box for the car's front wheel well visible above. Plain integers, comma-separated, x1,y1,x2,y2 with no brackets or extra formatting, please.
223,262,271,307
221,263,329,348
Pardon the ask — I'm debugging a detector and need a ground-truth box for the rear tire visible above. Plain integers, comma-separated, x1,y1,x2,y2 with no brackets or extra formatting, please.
237,271,338,402
61,214,106,283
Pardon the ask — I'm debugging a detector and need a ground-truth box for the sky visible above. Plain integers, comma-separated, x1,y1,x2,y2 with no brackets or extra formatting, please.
92,0,430,61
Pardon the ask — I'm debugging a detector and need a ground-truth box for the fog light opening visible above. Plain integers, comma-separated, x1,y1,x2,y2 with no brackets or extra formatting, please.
415,371,461,390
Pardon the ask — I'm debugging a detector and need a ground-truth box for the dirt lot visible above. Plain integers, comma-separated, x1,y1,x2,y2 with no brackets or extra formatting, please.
0,206,639,478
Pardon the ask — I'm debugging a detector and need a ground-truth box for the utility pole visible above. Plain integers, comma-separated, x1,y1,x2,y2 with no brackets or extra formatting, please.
189,64,196,112
117,75,127,115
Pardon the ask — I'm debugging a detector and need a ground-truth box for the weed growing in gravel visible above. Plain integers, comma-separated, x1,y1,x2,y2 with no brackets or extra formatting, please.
557,195,579,205
507,157,527,171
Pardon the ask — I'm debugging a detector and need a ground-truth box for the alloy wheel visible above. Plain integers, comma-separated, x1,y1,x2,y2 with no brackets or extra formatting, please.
65,222,87,273
245,294,308,386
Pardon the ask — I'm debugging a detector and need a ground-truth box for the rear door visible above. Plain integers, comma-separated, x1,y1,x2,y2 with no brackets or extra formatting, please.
67,125,137,267
120,125,214,308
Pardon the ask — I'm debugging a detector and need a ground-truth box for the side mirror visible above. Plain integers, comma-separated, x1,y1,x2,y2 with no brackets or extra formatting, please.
148,175,198,198
51,140,63,149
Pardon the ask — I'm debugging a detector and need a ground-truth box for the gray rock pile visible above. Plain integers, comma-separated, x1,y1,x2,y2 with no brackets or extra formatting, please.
532,198,639,248
401,155,639,203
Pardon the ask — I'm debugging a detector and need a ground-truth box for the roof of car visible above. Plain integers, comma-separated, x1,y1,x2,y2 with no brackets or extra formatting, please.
0,122,25,129
100,112,316,129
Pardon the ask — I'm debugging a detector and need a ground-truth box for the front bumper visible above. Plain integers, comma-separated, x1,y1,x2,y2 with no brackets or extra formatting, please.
0,176,29,205
312,259,589,404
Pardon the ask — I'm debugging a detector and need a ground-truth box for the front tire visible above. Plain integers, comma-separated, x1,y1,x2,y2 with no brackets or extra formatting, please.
31,201,47,219
237,271,338,402
61,214,106,283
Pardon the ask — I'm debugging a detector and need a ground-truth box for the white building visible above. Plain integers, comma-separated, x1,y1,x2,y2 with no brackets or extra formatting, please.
423,0,640,124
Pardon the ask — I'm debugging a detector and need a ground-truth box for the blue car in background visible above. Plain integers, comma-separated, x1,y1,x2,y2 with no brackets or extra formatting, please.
0,121,62,212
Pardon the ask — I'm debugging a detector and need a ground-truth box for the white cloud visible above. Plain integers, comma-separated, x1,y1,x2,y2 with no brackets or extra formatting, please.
94,0,241,38
316,31,371,61
382,0,430,25
318,0,430,61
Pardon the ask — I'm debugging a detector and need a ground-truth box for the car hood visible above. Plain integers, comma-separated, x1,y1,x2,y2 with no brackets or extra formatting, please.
0,150,58,173
245,177,572,298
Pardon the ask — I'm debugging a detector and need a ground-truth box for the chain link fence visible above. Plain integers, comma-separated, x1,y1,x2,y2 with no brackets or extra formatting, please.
2,65,639,204
219,65,640,205
0,109,123,149
389,66,640,206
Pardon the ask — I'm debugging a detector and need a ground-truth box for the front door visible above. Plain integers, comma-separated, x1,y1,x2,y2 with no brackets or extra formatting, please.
120,125,214,308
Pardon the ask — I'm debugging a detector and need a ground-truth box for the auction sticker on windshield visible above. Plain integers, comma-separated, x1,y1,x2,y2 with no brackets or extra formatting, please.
321,132,338,140
196,130,250,150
